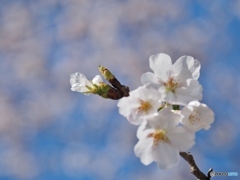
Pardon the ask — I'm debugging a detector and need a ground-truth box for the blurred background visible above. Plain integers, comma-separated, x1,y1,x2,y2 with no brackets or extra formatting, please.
0,0,239,179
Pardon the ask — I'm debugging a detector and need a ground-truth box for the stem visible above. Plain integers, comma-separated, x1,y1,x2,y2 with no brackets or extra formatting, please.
180,152,212,180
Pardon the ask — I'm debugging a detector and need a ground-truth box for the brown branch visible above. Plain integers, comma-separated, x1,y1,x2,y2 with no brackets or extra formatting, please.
105,87,127,100
180,152,212,180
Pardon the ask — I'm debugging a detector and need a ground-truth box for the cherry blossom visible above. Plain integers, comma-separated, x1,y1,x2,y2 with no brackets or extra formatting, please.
117,86,163,125
134,107,195,169
141,53,202,105
180,101,214,132
70,73,103,95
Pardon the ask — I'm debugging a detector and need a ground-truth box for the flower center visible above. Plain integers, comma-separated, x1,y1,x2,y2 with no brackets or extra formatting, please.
189,110,201,125
137,99,152,113
148,129,169,146
164,77,180,92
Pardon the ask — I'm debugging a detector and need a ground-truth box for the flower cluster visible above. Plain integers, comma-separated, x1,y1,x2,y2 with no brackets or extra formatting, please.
117,53,214,169
69,53,214,169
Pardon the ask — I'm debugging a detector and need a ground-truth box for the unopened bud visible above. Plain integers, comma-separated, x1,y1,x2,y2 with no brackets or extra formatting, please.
98,65,115,81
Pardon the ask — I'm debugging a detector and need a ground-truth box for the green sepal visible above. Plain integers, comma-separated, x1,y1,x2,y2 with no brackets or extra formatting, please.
172,105,180,110
158,106,164,111
85,85,93,91
91,83,112,98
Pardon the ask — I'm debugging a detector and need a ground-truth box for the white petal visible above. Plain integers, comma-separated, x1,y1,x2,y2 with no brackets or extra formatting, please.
136,86,163,109
186,57,201,80
180,106,192,120
200,109,214,130
172,56,193,82
71,83,90,93
173,80,203,105
149,107,180,129
70,73,81,86
141,72,159,86
152,143,180,169
128,111,145,125
167,127,195,151
118,86,163,125
70,72,93,93
163,91,177,103
188,100,201,107
187,80,203,100
137,120,153,139
149,53,172,81
181,102,214,131
137,120,147,139
134,129,154,165
70,73,90,86
92,75,103,85
117,97,140,124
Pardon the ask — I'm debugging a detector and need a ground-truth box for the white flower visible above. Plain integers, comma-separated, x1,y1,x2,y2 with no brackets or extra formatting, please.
137,120,149,139
70,73,103,95
180,101,214,132
141,53,202,105
134,107,195,169
117,86,163,125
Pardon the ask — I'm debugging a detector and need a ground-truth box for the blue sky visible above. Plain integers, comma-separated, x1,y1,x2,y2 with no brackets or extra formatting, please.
0,0,239,179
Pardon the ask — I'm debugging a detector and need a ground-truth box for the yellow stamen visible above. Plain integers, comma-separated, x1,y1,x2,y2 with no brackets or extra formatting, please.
189,110,201,125
147,129,169,146
137,99,152,113
164,77,180,92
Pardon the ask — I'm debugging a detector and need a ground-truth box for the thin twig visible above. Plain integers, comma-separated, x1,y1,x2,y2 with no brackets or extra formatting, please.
180,152,212,180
